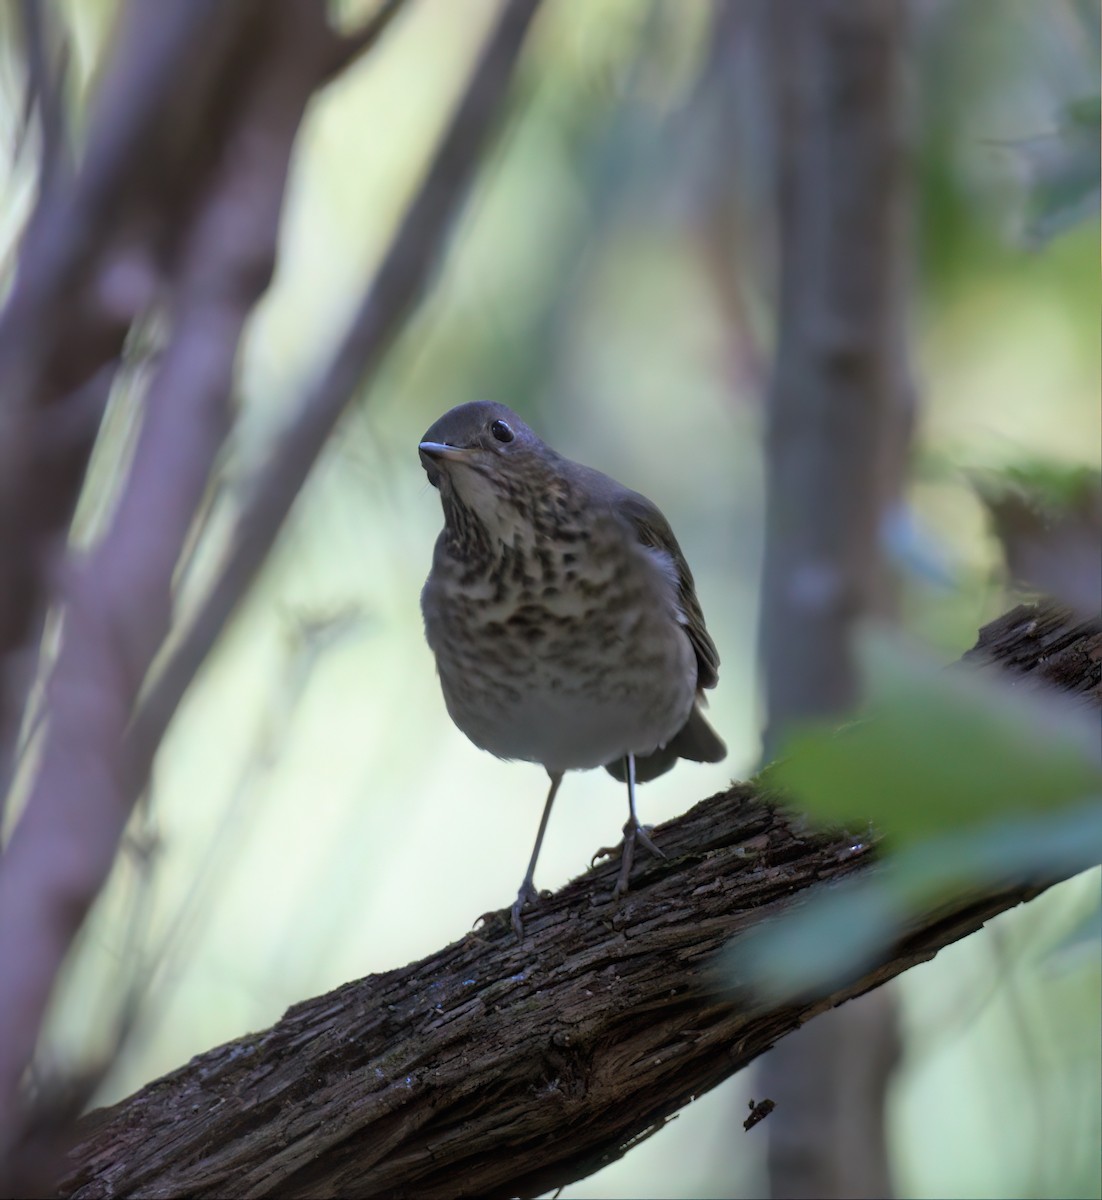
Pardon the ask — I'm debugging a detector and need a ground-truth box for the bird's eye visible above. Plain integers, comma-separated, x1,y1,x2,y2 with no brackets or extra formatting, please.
490,419,514,443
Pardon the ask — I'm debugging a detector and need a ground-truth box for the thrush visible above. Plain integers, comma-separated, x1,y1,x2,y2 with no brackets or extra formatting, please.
419,401,725,936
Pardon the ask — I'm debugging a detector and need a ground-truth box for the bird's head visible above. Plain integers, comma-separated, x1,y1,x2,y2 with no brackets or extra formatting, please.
419,401,555,543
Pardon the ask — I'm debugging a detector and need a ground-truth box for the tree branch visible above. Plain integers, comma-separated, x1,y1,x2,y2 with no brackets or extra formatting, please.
15,0,71,196
0,0,411,1165
0,1,247,683
0,2,542,1186
127,0,543,799
54,602,1101,1200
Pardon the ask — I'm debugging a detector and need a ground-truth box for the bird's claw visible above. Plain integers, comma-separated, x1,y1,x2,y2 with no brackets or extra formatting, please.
595,818,666,898
473,881,547,940
509,879,541,940
473,908,503,933
590,843,617,868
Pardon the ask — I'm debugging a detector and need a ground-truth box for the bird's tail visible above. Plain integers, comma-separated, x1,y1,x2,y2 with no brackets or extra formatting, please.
605,704,726,785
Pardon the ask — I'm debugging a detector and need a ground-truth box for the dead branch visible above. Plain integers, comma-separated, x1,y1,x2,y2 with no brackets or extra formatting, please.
53,603,1101,1200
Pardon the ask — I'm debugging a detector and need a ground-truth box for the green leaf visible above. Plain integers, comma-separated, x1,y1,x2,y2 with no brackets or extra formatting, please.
729,802,1102,1002
772,632,1102,844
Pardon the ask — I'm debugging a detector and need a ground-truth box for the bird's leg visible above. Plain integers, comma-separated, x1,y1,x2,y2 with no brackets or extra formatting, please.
593,753,667,898
510,770,563,938
614,752,666,896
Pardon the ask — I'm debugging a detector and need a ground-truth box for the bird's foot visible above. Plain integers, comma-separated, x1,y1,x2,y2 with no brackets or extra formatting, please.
473,880,541,939
509,878,542,940
592,818,666,898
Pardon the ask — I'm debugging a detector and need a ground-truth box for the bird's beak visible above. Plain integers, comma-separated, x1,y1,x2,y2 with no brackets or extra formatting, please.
419,440,476,489
418,440,473,464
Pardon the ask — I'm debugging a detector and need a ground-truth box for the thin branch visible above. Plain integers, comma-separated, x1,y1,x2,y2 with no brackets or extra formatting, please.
0,0,392,1168
0,0,256,804
0,0,241,404
0,361,117,820
54,604,1101,1199
127,0,543,798
15,0,71,197
0,0,538,1184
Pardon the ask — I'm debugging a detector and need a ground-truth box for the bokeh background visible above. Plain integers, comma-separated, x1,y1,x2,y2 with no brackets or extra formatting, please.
3,1,1097,1196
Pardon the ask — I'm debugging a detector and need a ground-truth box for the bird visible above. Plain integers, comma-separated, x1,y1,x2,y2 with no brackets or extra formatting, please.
419,400,725,936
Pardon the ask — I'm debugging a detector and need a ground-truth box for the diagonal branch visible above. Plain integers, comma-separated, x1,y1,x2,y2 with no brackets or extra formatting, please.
0,3,253,770
0,1,542,1184
55,603,1101,1200
0,5,310,1155
127,0,543,798
15,0,71,196
0,0,456,1168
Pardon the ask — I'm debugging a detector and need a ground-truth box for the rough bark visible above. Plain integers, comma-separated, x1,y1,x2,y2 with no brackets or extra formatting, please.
52,602,1101,1200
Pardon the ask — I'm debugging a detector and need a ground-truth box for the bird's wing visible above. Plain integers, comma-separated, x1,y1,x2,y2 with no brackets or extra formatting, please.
614,490,720,691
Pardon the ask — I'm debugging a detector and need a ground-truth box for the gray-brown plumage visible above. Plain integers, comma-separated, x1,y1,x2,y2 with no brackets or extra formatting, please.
419,401,725,935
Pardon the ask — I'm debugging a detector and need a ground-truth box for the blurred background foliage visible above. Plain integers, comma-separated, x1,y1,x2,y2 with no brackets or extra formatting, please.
0,0,1097,1196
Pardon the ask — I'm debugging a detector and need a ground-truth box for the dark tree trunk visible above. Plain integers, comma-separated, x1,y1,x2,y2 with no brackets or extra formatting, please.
756,1,913,1193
